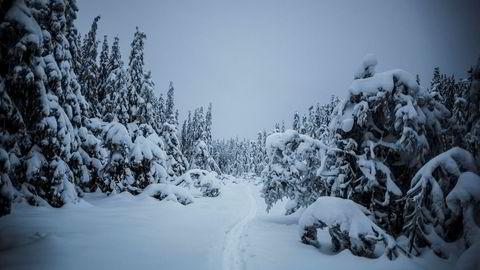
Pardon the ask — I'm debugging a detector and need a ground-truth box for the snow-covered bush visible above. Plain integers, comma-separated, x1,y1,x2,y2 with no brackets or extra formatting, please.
175,169,221,197
299,197,407,260
141,183,193,205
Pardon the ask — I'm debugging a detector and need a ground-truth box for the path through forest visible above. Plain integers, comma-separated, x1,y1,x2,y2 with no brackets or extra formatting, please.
0,182,451,270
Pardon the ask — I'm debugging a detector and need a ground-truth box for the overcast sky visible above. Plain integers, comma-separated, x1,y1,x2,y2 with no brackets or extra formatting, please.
76,0,480,139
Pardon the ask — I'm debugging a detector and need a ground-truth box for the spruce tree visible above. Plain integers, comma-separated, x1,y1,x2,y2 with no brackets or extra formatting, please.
79,15,100,115
127,27,147,123
96,35,110,114
103,36,129,124
0,0,89,210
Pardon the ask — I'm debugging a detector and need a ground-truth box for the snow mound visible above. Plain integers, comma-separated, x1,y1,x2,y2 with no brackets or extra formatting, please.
299,197,406,259
141,184,193,205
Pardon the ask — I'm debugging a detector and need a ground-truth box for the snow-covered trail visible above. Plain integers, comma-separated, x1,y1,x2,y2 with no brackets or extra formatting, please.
222,185,257,270
0,183,254,270
0,182,453,270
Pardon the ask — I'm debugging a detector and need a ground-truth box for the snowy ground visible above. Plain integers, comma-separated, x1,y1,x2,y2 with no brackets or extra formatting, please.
0,183,454,270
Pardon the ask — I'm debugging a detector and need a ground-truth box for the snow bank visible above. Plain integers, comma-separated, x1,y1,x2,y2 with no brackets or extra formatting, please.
141,184,193,205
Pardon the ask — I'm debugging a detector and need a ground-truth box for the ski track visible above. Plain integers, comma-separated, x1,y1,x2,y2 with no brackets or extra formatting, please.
222,184,257,270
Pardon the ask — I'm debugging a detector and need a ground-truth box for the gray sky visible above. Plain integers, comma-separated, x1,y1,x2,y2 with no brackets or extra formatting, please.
76,0,480,139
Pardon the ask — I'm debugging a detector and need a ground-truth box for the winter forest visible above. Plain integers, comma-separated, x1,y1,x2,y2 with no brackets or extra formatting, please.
0,1,479,270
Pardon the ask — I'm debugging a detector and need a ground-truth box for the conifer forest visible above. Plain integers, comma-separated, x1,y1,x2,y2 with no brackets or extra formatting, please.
0,1,479,269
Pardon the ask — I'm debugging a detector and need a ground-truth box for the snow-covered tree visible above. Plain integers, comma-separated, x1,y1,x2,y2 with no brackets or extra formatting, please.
162,122,188,177
129,126,168,190
262,130,328,213
190,140,222,174
292,112,301,132
101,122,134,193
96,35,110,114
137,71,157,127
403,147,478,257
165,81,176,125
156,93,166,124
0,0,87,208
78,15,100,115
326,55,450,233
103,36,129,124
127,27,146,123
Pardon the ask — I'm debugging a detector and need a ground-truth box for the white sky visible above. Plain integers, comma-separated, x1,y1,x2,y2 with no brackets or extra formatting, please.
76,0,480,139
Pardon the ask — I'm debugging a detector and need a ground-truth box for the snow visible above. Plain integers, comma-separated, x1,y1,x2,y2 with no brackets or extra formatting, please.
410,147,477,188
176,169,222,197
446,171,480,213
454,240,480,270
141,183,193,205
246,186,453,270
354,53,378,79
0,183,455,270
265,130,297,157
130,135,166,164
299,197,380,243
25,147,46,181
5,0,43,46
105,122,132,148
349,69,419,96
341,118,354,132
